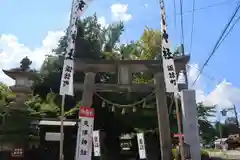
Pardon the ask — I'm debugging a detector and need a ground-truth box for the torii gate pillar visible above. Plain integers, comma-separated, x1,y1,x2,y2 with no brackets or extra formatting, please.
81,72,96,107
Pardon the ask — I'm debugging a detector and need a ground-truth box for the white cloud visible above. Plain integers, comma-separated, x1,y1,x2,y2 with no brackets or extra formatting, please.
110,4,132,22
188,63,240,112
0,31,64,86
204,80,240,109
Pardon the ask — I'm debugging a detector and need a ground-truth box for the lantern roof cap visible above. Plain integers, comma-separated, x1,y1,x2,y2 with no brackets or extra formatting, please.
2,68,36,80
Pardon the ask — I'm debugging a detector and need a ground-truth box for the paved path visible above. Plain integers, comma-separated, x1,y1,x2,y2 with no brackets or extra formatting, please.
209,150,240,159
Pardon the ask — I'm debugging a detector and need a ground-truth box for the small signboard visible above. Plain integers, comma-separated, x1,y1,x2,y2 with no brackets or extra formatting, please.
137,133,147,159
93,130,101,156
174,133,184,137
45,132,62,141
11,148,24,158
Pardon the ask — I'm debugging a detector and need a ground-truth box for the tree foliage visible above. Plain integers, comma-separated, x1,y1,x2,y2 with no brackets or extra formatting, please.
137,27,162,60
197,103,217,144
224,117,239,135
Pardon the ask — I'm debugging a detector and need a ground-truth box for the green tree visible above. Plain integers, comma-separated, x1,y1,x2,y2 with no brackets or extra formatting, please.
0,83,15,128
197,103,217,144
102,22,124,53
0,85,75,144
136,27,162,60
0,83,33,144
224,116,239,135
197,103,216,121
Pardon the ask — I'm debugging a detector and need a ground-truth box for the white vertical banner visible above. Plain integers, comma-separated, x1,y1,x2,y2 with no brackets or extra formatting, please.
93,130,101,157
160,0,178,93
75,107,95,160
137,133,147,159
59,0,94,96
60,59,74,96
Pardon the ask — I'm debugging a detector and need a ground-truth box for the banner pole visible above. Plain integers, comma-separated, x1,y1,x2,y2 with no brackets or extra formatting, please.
59,95,65,160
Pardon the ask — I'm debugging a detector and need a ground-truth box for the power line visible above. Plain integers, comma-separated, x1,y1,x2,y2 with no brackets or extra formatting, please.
173,0,177,30
191,3,240,86
187,64,221,84
179,0,185,53
189,0,196,56
172,0,178,50
177,0,239,15
215,14,240,51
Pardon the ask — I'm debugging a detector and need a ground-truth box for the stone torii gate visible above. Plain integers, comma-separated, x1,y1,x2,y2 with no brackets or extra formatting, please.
74,56,189,159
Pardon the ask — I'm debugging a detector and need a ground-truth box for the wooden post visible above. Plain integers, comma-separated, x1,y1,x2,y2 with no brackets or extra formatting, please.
233,104,239,129
81,72,96,106
154,72,172,160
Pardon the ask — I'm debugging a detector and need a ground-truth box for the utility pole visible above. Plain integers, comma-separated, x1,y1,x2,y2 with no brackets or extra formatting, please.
233,104,239,128
221,104,239,132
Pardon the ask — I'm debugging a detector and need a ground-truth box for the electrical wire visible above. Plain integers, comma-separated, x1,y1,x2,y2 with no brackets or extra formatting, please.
173,0,177,32
172,0,178,50
179,0,185,52
191,3,240,86
167,64,223,117
215,14,240,51
190,15,240,87
177,0,239,15
186,64,221,84
189,0,196,56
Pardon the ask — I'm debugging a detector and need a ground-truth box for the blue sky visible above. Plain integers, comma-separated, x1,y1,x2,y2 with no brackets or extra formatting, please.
1,0,240,116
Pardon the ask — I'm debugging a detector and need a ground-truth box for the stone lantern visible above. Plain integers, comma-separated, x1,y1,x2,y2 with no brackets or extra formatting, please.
2,56,35,107
1,57,36,159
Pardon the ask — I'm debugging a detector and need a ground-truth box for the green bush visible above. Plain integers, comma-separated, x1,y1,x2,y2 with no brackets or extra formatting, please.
172,148,210,160
172,148,178,159
200,149,210,160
